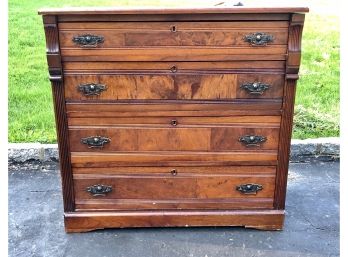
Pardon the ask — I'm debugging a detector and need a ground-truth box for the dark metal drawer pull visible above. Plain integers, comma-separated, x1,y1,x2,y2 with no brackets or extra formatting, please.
81,136,111,148
78,83,107,96
86,184,112,196
236,183,263,195
244,32,274,46
72,34,104,47
171,169,177,176
240,82,270,95
239,135,267,147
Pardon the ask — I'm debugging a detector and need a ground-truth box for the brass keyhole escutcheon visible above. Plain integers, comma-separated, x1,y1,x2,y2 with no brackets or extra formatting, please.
170,25,177,32
170,65,177,73
171,169,177,176
171,119,178,126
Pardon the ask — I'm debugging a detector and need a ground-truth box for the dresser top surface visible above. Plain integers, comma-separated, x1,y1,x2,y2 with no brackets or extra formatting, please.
38,2,309,15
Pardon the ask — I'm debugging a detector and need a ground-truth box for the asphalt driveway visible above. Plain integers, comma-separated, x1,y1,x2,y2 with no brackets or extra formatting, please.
8,161,339,257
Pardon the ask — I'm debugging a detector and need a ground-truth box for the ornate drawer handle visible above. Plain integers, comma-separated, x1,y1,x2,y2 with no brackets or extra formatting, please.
170,169,177,176
86,184,112,196
72,34,104,48
239,135,267,147
236,183,263,195
240,82,270,95
81,136,111,148
244,32,274,46
78,83,107,96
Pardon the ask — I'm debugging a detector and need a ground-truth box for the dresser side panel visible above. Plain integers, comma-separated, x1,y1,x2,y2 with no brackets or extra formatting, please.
42,15,75,212
274,13,305,209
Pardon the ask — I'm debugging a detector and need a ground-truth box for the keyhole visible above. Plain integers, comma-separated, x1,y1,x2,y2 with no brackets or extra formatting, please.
171,25,177,32
171,119,178,126
170,65,177,73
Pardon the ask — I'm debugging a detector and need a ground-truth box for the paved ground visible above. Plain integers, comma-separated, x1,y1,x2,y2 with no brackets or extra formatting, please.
8,161,339,257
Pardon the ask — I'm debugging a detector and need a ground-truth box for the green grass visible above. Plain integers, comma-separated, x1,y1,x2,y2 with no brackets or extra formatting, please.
8,0,340,143
294,14,340,139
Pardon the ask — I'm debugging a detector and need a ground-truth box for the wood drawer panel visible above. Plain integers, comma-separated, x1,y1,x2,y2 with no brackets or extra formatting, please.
66,102,283,118
68,115,281,126
75,198,274,211
61,47,287,62
74,165,276,210
73,172,275,202
63,61,286,71
59,21,288,48
65,73,284,101
59,21,289,30
69,125,279,152
71,152,278,167
73,165,276,175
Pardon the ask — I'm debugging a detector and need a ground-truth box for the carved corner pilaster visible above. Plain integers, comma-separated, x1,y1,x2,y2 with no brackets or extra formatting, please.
286,13,305,76
42,15,62,82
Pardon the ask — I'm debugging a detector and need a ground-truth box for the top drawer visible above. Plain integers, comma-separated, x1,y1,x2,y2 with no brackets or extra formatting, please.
59,21,289,61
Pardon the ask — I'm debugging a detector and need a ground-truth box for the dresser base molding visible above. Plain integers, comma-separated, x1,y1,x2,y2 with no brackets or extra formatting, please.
64,210,284,232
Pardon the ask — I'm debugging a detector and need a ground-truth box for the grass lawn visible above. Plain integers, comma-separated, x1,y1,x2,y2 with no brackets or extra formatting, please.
8,0,340,143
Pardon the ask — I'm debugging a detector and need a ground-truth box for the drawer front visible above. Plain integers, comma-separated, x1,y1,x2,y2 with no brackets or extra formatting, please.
66,102,283,119
59,21,288,48
69,125,279,152
68,115,281,126
65,73,284,101
73,166,276,210
71,152,278,167
59,21,288,61
63,61,286,71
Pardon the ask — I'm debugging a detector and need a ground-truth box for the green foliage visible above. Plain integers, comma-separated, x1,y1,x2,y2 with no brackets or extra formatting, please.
8,1,340,142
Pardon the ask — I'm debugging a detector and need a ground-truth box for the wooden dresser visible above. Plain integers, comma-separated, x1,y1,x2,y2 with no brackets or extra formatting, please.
39,4,308,232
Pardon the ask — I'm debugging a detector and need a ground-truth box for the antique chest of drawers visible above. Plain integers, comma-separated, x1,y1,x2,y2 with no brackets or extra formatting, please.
39,4,308,232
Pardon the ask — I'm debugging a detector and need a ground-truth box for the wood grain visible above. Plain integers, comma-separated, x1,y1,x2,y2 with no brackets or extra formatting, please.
75,198,274,211
64,210,285,232
69,125,279,152
70,151,278,167
42,15,62,81
59,21,288,48
66,101,283,119
39,7,307,232
274,79,297,209
273,13,305,210
63,61,286,71
64,73,284,101
42,15,75,212
68,115,281,126
60,21,290,29
287,14,305,73
73,165,277,175
60,47,288,62
61,30,288,48
73,173,275,200
57,13,292,23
